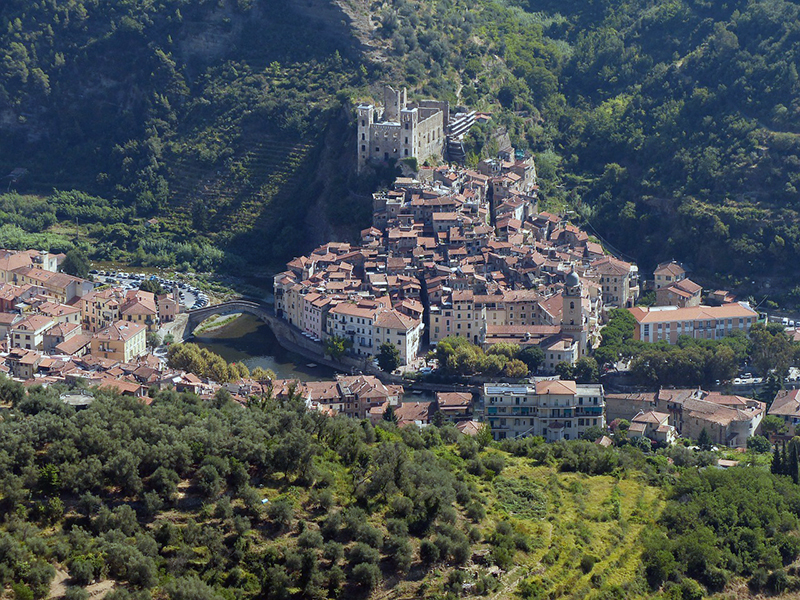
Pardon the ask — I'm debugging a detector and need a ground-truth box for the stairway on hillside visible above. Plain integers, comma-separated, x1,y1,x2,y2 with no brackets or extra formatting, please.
447,138,466,164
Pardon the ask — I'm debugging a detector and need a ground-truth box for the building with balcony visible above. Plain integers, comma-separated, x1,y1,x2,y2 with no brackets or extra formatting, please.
91,321,146,363
480,380,604,441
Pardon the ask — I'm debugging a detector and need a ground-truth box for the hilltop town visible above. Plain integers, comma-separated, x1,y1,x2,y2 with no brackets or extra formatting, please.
0,87,789,456
255,87,786,450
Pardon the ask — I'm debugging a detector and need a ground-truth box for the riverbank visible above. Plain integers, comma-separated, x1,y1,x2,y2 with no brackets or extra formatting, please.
193,313,243,335
185,311,482,395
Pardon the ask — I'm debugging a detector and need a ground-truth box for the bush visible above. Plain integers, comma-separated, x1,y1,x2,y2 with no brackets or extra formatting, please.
267,499,294,529
386,535,413,573
466,502,486,522
747,435,771,453
11,584,33,600
483,453,506,475
678,578,705,600
69,559,95,586
350,563,381,592
580,554,597,574
297,529,324,549
162,576,225,600
749,568,769,592
348,542,380,565
419,539,440,566
768,569,789,595
64,588,89,600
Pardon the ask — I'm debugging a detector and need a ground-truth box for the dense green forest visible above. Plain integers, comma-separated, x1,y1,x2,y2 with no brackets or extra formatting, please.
0,0,799,288
1,381,799,599
351,0,800,295
0,0,371,273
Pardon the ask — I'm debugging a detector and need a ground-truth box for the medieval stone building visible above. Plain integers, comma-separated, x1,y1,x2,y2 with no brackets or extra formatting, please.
357,86,449,171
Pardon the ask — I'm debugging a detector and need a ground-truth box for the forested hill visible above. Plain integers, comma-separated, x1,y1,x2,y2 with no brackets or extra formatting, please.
340,0,800,296
1,0,800,297
0,0,371,272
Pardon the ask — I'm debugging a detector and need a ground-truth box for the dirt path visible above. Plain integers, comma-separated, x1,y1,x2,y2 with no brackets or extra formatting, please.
48,571,116,600
86,580,115,598
48,568,69,598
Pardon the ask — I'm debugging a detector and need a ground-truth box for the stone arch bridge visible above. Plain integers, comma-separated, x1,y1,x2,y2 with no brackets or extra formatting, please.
182,299,371,374
184,300,277,338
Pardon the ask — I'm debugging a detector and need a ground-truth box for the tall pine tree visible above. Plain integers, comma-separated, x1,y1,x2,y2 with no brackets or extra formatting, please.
790,444,799,484
698,427,712,451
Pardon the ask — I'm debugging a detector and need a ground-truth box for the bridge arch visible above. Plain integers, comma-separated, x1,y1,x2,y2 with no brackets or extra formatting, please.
184,300,277,338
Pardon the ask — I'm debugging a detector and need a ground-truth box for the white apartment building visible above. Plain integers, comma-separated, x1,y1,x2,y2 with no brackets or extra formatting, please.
327,302,380,358
481,380,604,441
326,300,423,365
373,309,424,366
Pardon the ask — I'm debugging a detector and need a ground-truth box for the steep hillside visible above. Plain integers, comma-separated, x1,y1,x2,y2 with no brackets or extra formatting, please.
338,0,800,298
0,0,372,273
1,0,800,298
2,384,800,600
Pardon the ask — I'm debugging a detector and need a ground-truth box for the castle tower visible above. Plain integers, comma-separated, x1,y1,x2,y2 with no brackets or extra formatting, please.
400,106,418,159
561,270,588,356
383,85,405,122
357,104,374,172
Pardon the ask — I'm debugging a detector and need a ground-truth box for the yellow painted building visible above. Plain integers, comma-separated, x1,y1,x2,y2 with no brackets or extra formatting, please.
91,321,146,362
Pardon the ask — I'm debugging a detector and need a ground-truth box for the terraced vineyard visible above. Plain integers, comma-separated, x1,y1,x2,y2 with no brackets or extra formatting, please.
164,132,318,242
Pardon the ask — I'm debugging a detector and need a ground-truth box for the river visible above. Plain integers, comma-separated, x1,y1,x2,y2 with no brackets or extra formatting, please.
192,314,438,402
191,314,339,381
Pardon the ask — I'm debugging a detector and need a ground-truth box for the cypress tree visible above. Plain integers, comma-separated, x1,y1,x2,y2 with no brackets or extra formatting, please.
790,444,799,484
783,442,790,475
772,445,783,475
698,427,712,451
383,404,397,424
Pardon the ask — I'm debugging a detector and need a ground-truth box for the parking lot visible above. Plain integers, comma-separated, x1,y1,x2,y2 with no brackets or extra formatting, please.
89,270,209,311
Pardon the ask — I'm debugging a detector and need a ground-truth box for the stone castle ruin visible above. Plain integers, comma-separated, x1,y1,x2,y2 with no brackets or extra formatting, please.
357,86,475,171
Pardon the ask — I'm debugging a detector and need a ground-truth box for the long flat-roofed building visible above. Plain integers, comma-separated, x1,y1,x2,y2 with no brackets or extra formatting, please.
628,303,758,344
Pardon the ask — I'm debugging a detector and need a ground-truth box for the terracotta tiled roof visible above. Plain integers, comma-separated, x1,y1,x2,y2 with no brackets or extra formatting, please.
535,380,577,395
629,303,757,324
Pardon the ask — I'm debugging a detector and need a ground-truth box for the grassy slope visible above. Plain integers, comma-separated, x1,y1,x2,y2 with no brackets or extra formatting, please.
490,458,662,599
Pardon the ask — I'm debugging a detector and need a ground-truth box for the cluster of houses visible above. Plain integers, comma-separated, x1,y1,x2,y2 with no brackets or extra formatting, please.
275,152,641,372
276,155,759,374
251,372,765,448
0,248,180,387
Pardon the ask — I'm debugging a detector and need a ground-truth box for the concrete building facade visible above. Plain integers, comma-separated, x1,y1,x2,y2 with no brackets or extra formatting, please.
481,380,604,441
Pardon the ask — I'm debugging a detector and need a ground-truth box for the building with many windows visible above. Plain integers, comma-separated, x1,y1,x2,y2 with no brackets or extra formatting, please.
628,303,758,344
480,380,604,441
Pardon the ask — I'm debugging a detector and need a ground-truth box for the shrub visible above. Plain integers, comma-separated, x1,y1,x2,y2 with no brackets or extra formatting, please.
768,569,789,595
678,578,705,600
419,539,440,566
747,435,771,453
64,588,89,600
483,453,506,474
267,499,294,529
348,542,380,565
297,529,324,549
466,502,486,522
350,563,380,592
